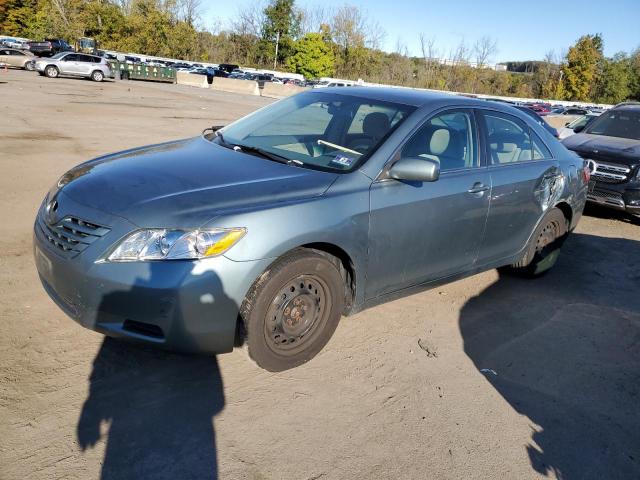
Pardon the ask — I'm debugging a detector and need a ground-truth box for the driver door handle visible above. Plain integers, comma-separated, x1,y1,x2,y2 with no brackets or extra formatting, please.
467,182,490,195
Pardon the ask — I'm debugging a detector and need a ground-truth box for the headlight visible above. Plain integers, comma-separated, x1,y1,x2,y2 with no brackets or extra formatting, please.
105,228,246,262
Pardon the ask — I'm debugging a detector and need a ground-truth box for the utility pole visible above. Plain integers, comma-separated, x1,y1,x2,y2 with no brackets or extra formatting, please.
274,30,280,69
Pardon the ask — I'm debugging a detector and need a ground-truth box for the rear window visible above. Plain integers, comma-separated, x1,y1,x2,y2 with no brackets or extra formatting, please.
585,110,640,140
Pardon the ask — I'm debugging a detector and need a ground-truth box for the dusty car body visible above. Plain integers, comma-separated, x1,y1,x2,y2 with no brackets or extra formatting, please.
34,88,588,370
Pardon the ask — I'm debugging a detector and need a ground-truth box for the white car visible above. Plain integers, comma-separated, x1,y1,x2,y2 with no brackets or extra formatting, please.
2,38,29,49
557,113,601,140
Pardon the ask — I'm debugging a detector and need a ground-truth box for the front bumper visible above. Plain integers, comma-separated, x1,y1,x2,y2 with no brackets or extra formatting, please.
587,181,640,216
33,192,270,353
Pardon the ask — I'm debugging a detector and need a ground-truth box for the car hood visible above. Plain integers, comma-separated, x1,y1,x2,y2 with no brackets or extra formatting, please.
562,133,640,166
58,137,338,227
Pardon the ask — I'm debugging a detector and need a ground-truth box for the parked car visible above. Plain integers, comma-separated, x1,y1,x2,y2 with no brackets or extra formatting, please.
34,52,111,81
28,38,74,57
492,102,559,138
564,107,590,116
1,38,30,49
33,88,588,371
562,102,640,220
528,104,551,115
0,47,35,70
558,113,601,140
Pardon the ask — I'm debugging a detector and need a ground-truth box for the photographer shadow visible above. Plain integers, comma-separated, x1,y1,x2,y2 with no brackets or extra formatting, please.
459,233,640,479
77,265,232,479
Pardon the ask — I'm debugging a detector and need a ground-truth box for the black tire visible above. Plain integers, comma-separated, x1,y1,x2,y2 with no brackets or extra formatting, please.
502,207,568,277
91,70,104,82
44,65,58,78
240,249,346,371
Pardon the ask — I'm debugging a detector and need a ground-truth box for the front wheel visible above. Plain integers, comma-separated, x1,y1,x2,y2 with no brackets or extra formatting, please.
44,65,58,78
502,207,568,277
240,250,346,371
91,70,104,82
25,62,35,71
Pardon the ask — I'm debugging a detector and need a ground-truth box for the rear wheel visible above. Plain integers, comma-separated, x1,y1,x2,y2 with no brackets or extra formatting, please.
44,65,58,78
91,70,104,82
240,250,345,371
502,207,568,277
24,62,35,71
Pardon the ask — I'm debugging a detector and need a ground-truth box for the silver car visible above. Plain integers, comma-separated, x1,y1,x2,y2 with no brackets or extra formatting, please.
33,88,589,371
35,52,111,81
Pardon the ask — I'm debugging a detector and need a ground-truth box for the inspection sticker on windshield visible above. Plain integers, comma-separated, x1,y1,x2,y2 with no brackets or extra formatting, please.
331,154,355,167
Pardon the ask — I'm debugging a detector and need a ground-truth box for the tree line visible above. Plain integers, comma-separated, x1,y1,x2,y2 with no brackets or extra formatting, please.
2,0,639,103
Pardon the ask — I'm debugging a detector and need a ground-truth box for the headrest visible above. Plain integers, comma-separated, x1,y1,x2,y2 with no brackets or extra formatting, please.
430,129,450,155
362,112,390,140
489,133,524,153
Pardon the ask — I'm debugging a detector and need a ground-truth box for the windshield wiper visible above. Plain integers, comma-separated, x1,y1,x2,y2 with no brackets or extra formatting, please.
233,144,304,166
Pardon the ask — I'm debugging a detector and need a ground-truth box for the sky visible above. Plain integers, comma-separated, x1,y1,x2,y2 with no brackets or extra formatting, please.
202,0,640,63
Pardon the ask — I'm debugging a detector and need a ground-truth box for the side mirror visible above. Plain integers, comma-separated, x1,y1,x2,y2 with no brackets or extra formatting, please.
573,124,585,133
388,157,440,182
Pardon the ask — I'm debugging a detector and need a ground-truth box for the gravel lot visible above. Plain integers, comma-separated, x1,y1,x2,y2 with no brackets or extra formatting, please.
1,70,639,480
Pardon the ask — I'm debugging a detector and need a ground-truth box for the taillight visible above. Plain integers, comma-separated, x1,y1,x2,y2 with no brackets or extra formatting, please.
582,164,591,183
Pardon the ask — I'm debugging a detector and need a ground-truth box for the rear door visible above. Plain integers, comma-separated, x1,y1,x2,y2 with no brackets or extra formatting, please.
76,55,95,75
366,109,491,298
475,109,560,265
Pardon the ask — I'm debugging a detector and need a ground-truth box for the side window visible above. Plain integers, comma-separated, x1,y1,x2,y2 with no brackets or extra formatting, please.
63,54,78,61
531,130,552,159
78,55,92,63
482,112,533,165
401,110,477,171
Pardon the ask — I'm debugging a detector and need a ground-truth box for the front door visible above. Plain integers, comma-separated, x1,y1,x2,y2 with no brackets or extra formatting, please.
366,109,491,299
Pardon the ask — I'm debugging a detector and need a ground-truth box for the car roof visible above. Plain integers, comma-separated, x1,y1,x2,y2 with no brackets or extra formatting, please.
612,102,640,111
314,86,504,110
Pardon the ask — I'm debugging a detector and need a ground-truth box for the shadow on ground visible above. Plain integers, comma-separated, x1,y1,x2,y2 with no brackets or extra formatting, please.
77,338,225,479
76,263,232,479
460,233,640,479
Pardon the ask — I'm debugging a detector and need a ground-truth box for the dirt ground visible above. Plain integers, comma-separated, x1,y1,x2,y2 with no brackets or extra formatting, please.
1,69,639,480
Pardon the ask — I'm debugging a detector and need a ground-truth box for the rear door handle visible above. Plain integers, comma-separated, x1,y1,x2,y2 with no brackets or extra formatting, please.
467,183,490,194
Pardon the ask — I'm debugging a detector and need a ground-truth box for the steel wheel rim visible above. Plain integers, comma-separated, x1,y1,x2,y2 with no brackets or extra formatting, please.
536,219,561,254
264,274,331,354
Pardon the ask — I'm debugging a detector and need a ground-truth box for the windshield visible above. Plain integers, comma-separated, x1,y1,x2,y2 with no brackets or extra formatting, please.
585,110,640,140
211,91,416,172
50,52,67,59
567,115,590,130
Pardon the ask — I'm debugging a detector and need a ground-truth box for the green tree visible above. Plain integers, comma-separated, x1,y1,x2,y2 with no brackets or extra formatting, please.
286,32,334,78
562,34,604,101
261,0,301,67
594,53,631,104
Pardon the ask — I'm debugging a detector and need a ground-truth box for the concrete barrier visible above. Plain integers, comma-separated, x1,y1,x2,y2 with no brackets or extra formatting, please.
210,77,260,96
260,83,308,99
176,71,208,88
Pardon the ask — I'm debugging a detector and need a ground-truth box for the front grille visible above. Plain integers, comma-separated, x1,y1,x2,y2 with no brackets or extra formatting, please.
586,159,631,184
587,188,625,209
37,215,110,257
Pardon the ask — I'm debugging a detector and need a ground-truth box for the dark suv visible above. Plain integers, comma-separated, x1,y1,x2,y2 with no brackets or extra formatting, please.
562,103,640,219
28,38,74,57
